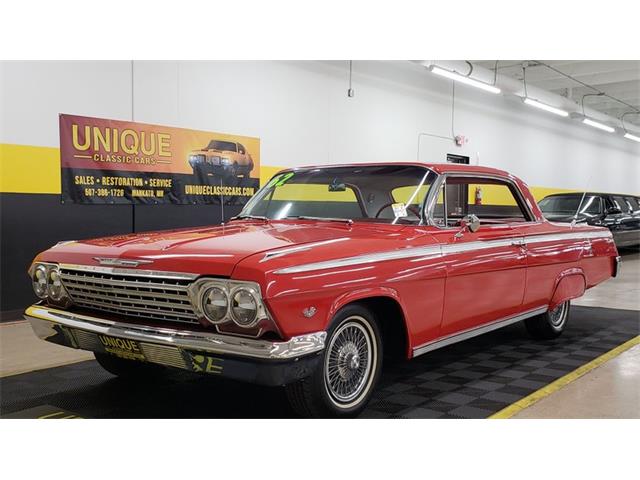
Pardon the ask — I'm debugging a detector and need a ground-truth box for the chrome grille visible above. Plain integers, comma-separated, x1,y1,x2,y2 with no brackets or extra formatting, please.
140,343,189,369
72,329,189,370
60,267,199,325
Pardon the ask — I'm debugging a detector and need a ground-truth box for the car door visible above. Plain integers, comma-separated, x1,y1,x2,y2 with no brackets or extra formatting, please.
603,195,639,247
428,175,529,337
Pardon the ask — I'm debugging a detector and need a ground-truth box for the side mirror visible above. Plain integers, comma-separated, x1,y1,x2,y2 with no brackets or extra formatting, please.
454,214,480,238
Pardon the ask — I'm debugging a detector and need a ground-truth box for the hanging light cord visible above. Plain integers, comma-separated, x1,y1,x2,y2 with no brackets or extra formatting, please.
621,111,640,132
536,60,639,114
581,92,605,116
451,82,456,138
349,60,353,90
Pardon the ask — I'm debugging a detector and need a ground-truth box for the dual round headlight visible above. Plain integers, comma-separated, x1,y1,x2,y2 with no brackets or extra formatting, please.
201,286,229,324
230,288,258,327
32,265,48,298
31,263,69,303
199,284,260,328
48,269,66,301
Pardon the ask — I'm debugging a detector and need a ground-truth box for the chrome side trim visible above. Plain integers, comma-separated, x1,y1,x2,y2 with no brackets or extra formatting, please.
412,306,548,357
58,263,198,280
524,230,613,245
261,238,350,262
275,245,443,274
274,230,612,274
441,237,522,255
25,304,326,360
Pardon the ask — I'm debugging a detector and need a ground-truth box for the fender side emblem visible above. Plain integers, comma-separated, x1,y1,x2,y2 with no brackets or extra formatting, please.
302,307,317,318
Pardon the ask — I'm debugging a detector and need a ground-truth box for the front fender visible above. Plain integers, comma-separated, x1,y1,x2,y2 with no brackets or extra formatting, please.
550,268,586,310
328,286,405,319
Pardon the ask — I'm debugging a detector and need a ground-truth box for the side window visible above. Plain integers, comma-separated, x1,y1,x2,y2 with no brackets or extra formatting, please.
431,177,532,227
612,196,629,213
238,143,246,154
623,196,638,213
583,196,602,215
432,184,446,226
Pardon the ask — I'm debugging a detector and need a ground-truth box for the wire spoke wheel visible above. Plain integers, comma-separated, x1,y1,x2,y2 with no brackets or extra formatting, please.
549,302,568,327
324,317,375,407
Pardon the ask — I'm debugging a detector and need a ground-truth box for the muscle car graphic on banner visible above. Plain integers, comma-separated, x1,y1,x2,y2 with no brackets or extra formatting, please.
59,114,260,205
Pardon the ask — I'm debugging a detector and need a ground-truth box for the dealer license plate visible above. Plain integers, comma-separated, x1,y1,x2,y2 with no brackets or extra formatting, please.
97,334,146,361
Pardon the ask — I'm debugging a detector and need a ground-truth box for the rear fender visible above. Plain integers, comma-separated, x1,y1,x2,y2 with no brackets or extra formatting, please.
550,268,586,310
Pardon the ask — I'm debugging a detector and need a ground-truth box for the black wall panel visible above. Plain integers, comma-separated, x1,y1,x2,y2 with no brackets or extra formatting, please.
0,194,233,317
133,203,241,232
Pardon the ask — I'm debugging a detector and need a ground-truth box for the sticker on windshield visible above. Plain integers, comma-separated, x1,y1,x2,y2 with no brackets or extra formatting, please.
273,172,294,187
392,202,408,217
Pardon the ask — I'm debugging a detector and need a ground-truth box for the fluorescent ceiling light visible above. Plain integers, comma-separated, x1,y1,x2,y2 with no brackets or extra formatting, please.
582,118,615,133
429,66,501,94
623,132,640,143
523,98,569,117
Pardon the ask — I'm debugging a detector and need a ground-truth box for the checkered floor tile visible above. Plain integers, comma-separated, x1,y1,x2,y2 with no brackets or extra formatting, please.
1,306,637,419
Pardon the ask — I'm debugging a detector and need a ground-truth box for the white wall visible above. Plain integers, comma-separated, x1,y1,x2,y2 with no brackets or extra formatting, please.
1,60,638,193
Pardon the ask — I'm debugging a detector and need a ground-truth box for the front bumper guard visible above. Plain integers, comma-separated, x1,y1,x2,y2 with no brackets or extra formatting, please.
25,304,326,386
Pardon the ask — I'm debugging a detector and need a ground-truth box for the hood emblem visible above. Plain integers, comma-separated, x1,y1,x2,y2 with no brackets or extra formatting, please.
93,257,154,268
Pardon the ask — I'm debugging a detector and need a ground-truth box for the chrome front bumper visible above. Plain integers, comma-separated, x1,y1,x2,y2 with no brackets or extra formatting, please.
25,304,326,385
25,304,326,360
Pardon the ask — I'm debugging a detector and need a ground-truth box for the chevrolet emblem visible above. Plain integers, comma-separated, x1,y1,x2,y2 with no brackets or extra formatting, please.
93,257,154,268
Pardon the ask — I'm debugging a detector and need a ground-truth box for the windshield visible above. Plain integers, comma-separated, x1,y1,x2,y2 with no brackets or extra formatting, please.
239,165,436,224
206,140,237,152
539,195,601,215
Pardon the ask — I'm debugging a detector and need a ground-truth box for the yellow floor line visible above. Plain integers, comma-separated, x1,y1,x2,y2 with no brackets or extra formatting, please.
489,335,640,419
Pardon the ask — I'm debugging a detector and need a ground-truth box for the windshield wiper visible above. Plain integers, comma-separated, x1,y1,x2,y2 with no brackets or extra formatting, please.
229,214,270,222
284,215,353,225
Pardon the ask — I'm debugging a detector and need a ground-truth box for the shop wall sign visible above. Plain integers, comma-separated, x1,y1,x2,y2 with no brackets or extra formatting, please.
59,114,260,205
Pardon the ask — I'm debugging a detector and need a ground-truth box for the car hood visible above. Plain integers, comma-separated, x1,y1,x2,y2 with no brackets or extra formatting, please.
37,221,427,277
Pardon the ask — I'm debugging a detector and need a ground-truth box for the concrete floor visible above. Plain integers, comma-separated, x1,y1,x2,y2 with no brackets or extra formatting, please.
514,249,640,418
1,250,638,417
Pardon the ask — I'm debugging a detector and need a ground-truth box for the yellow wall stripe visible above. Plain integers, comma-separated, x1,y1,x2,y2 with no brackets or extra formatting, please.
0,142,594,200
0,143,61,194
489,335,640,419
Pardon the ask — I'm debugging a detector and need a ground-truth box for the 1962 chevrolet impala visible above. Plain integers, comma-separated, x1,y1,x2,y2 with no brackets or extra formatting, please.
25,163,620,417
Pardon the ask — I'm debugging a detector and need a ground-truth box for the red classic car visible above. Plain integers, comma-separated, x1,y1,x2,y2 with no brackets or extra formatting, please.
25,163,620,417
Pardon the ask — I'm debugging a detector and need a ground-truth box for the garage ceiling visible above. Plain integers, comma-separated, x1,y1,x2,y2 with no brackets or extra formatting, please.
473,61,640,128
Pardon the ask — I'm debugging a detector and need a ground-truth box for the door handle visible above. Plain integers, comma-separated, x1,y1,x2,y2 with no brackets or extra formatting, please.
510,239,525,247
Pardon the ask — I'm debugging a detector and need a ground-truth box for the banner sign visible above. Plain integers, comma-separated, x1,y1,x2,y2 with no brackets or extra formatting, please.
59,114,260,205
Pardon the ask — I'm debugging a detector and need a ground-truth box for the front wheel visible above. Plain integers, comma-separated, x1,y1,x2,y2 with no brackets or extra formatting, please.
525,301,570,340
285,304,383,418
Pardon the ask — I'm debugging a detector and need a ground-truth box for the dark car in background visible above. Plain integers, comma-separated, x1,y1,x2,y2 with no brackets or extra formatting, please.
539,192,640,248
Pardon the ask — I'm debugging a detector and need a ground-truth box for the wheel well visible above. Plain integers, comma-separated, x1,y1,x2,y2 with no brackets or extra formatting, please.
351,296,408,360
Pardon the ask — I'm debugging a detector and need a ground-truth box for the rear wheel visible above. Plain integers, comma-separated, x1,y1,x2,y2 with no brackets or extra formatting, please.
285,304,382,418
94,353,165,379
525,301,570,340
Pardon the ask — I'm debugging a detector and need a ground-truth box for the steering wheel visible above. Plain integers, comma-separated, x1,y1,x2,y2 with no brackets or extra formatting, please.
374,203,421,219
